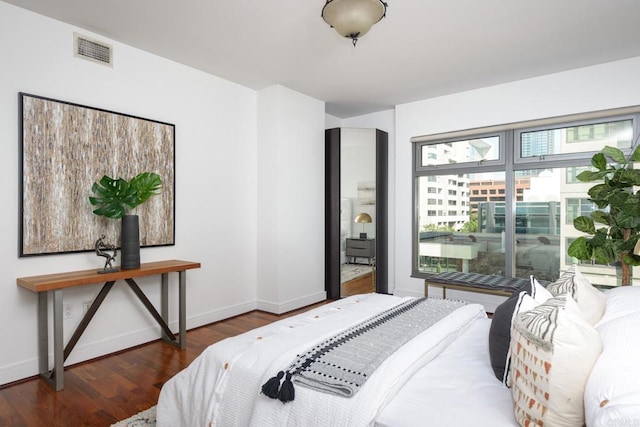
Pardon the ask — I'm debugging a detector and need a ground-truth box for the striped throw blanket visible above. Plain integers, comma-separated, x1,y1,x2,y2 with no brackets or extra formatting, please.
262,297,467,401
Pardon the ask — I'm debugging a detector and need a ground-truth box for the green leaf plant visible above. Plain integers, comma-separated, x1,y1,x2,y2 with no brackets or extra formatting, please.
89,172,162,219
567,145,640,285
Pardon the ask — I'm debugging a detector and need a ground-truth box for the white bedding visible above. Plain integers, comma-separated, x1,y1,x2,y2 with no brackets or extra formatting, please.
157,294,486,427
376,317,515,427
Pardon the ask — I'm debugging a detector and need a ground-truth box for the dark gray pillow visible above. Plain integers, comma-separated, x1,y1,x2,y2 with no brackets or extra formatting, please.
488,290,528,383
488,275,555,384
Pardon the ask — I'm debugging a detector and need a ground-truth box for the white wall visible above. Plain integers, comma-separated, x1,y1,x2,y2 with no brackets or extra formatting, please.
0,2,326,386
394,56,640,298
325,113,342,129
256,85,326,313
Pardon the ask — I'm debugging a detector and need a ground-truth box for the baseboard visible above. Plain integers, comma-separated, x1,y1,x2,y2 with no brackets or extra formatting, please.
256,291,327,314
0,299,258,387
187,300,257,329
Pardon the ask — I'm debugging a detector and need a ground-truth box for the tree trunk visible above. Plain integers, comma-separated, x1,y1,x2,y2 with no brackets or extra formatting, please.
621,262,631,286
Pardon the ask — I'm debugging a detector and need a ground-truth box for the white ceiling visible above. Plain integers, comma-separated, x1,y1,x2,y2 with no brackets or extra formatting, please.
5,0,640,118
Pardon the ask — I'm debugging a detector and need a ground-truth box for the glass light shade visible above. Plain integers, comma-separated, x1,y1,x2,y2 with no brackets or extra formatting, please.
322,0,386,44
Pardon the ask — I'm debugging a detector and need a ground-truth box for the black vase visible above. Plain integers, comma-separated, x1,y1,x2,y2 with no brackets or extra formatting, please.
121,215,140,270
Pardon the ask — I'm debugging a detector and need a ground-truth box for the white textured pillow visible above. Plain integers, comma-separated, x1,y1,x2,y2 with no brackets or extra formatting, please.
545,264,606,325
585,287,640,427
595,285,640,326
510,294,602,427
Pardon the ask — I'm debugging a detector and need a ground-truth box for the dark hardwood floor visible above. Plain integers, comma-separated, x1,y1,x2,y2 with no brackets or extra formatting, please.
341,272,375,297
0,302,329,427
0,277,376,427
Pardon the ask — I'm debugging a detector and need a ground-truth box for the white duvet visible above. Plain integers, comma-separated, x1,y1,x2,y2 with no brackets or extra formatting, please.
157,294,486,427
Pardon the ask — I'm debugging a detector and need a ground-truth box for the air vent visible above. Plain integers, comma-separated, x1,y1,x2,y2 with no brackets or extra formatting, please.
73,33,112,66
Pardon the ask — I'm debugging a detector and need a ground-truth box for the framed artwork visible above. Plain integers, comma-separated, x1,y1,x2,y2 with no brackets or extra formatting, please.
19,93,175,256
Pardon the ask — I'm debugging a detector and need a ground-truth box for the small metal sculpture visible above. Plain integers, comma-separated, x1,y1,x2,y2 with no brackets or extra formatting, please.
95,234,119,273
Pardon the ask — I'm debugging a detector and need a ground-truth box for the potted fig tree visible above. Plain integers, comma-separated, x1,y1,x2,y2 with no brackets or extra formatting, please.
568,145,640,285
89,172,162,270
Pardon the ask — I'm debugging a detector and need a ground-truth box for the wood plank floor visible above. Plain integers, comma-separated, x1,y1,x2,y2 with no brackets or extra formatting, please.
0,301,331,427
341,272,375,296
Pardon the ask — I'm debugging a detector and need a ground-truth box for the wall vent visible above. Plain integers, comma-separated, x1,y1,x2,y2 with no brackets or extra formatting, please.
73,33,113,66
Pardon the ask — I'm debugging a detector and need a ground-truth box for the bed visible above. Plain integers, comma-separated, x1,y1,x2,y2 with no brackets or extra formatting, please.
157,266,640,427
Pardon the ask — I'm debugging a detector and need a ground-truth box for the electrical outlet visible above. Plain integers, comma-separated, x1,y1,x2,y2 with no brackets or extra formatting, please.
63,303,72,319
83,301,92,315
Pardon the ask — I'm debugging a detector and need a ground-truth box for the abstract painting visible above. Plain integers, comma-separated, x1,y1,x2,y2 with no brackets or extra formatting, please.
19,93,175,256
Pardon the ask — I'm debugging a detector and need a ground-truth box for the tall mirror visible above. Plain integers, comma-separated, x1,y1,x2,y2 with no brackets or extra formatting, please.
325,128,388,299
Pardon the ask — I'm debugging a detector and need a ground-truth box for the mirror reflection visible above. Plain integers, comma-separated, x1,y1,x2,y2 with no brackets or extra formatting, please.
340,128,377,297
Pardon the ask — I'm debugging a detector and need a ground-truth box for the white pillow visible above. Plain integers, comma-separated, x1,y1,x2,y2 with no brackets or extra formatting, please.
510,294,602,427
545,264,606,325
530,276,553,302
585,287,640,427
595,285,640,326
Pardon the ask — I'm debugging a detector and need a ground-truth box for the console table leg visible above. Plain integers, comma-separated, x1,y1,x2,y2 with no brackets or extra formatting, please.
37,292,48,377
125,278,176,344
52,289,64,391
178,270,186,349
161,273,169,341
63,281,115,361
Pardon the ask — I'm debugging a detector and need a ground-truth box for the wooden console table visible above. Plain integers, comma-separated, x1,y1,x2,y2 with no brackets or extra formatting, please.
17,259,201,391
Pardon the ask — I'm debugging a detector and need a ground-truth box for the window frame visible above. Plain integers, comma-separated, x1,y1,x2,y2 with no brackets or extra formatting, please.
412,111,640,281
415,131,506,173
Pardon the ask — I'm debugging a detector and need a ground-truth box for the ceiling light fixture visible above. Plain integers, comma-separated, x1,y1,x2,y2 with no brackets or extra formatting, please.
321,0,387,46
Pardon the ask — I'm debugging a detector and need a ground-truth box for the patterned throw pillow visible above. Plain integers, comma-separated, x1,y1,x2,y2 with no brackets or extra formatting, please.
545,264,606,325
510,294,602,427
488,277,552,384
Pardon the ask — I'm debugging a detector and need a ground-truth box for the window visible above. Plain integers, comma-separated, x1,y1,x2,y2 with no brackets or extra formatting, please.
566,166,594,184
517,119,633,161
566,198,596,225
566,120,632,144
414,112,639,286
418,135,502,168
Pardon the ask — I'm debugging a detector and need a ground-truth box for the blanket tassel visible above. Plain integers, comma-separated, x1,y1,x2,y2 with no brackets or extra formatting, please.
278,372,295,403
261,371,284,399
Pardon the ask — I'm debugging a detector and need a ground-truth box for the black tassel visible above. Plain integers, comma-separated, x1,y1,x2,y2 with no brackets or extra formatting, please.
278,372,295,403
261,371,284,399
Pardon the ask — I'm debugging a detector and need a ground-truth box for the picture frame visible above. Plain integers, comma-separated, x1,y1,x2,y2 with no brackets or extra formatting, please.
19,92,175,256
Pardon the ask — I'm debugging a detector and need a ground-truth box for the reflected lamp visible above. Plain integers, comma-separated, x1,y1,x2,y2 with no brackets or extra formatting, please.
354,212,372,239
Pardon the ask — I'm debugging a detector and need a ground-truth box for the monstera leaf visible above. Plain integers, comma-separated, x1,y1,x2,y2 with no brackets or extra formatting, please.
129,172,163,206
89,172,162,219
